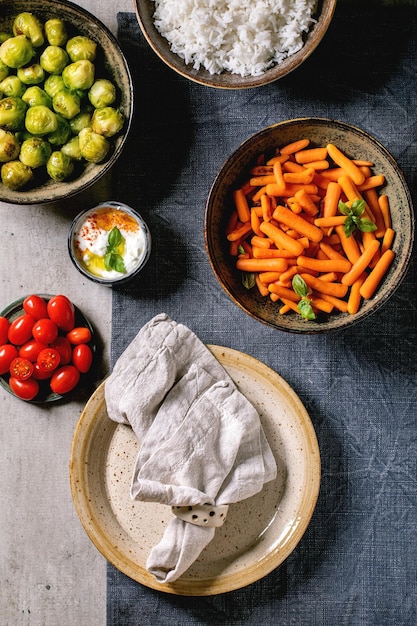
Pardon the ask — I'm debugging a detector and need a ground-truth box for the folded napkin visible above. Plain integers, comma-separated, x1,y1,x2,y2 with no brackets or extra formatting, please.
105,313,277,583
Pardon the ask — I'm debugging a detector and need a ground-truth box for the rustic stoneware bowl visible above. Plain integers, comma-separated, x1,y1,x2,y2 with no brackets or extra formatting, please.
204,118,414,333
134,0,336,89
0,0,133,205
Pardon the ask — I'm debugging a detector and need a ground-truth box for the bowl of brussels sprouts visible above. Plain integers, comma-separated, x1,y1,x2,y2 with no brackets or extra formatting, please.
0,0,133,204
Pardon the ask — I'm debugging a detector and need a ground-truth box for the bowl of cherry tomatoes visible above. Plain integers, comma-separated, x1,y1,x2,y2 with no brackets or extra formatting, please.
0,293,96,402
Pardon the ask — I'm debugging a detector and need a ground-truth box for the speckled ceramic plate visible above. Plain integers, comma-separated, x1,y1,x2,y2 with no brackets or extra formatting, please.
70,346,320,595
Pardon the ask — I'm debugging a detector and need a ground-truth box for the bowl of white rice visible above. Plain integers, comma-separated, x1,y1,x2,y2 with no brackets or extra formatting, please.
134,0,336,88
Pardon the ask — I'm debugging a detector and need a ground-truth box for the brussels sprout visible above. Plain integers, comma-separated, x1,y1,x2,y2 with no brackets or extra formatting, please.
25,104,58,135
40,45,69,75
88,79,116,109
61,135,82,160
91,106,124,138
19,136,51,167
69,109,92,135
0,36,34,69
22,85,52,108
44,19,68,47
1,159,34,189
0,75,25,98
46,150,74,181
66,35,97,62
52,88,81,120
0,59,9,82
62,59,95,91
78,127,109,163
48,114,71,146
17,62,45,85
43,74,65,98
0,128,20,162
0,96,27,131
13,13,44,47
0,33,13,45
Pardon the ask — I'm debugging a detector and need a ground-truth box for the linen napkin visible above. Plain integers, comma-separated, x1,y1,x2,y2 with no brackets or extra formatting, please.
104,313,277,582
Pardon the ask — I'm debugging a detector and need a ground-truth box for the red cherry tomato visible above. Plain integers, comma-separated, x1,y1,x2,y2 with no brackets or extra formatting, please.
9,376,39,401
0,317,10,345
32,363,55,380
19,339,48,362
72,343,93,373
50,365,80,394
9,357,34,381
23,295,48,320
32,318,59,344
36,348,60,373
47,295,75,332
66,326,92,345
50,336,72,365
0,344,19,375
8,314,35,345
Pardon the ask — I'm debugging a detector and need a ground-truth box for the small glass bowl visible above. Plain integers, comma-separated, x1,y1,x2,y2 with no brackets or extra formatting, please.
68,201,151,286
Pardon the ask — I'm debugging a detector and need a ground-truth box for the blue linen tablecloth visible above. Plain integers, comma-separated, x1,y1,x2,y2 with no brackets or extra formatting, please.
106,3,417,624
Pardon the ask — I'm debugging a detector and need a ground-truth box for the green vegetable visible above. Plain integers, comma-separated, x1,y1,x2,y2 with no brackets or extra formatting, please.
19,136,51,168
0,96,27,131
338,199,378,238
1,159,33,189
17,63,45,85
0,35,34,68
25,104,58,135
66,35,97,62
40,45,69,75
292,274,316,321
46,150,74,181
13,13,44,47
104,227,126,273
44,19,68,47
78,127,109,163
0,75,25,97
0,128,20,162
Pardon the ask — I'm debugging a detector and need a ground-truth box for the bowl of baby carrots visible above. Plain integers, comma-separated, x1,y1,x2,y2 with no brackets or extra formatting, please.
204,118,414,333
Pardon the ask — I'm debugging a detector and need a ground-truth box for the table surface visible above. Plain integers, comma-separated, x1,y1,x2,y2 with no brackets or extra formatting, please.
1,2,416,626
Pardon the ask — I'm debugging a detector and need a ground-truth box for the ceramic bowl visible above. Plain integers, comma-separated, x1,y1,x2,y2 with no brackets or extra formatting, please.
134,0,336,89
204,118,414,333
0,0,133,205
68,201,152,286
0,294,97,403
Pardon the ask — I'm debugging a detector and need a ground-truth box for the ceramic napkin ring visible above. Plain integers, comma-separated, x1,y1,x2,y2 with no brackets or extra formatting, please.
172,504,229,527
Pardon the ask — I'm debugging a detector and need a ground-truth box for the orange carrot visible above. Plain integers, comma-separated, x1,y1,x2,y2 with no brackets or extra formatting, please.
301,273,349,298
236,257,288,273
250,165,273,176
252,185,268,203
322,181,341,217
272,160,286,194
258,271,283,284
282,160,305,173
363,188,386,237
252,247,295,259
268,283,300,303
283,167,315,185
335,225,361,264
305,160,330,171
255,274,270,297
250,208,264,237
314,215,346,228
337,175,363,202
260,221,305,257
280,138,310,155
347,273,366,314
358,175,385,191
319,293,349,312
261,193,273,223
294,188,319,216
381,227,395,254
233,189,251,223
265,182,318,197
272,204,323,242
378,194,392,229
227,221,252,242
359,249,395,299
249,174,276,186
310,297,334,314
327,143,366,185
251,235,270,248
341,239,380,286
287,197,303,214
295,147,328,164
319,241,347,262
297,255,352,274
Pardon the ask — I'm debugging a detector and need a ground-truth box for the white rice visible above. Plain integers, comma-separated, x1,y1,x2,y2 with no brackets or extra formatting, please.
151,0,318,77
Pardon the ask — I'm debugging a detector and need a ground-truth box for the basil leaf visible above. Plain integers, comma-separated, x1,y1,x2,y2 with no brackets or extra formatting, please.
292,274,309,298
338,200,351,216
111,254,126,273
242,272,255,289
104,251,115,271
107,226,123,249
298,298,316,320
358,218,378,233
350,199,365,217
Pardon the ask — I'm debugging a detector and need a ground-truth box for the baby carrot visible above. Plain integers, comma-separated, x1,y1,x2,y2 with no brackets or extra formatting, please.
319,293,349,312
273,160,286,194
251,235,270,248
249,175,276,186
282,160,305,173
319,241,347,262
280,138,310,155
272,204,323,242
250,208,264,237
268,283,301,303
283,167,315,185
341,239,380,286
337,175,363,202
287,197,303,214
294,188,319,216
252,247,295,259
359,249,395,299
378,194,392,229
258,271,283,284
381,227,395,254
233,189,251,223
250,165,273,176
358,175,385,191
227,221,252,241
260,221,305,257
347,273,366,314
327,143,366,185
363,188,386,237
310,297,334,314
295,147,328,164
266,183,318,197
305,160,330,170
297,255,352,274
314,215,346,228
335,225,361,264
255,275,270,297
301,273,349,298
236,257,288,273
279,298,301,313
